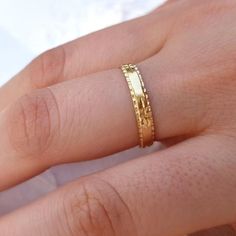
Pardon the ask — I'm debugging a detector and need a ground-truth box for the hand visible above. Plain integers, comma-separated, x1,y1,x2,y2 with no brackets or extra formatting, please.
0,0,236,235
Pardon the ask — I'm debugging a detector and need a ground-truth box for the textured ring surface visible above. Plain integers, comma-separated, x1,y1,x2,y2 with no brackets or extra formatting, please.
121,64,155,148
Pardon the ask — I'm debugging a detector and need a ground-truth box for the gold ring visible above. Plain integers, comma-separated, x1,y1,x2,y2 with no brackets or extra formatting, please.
121,64,155,148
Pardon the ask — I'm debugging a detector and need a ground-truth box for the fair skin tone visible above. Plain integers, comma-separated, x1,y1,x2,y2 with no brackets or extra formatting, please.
0,0,235,235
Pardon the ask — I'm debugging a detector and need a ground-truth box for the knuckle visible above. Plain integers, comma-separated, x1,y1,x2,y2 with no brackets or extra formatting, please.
29,46,66,88
61,178,136,236
7,88,60,158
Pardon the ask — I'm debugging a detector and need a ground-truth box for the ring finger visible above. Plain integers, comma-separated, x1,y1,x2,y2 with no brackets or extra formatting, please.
0,40,214,190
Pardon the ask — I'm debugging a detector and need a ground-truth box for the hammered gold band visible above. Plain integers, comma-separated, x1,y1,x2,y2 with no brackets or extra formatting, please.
121,64,155,148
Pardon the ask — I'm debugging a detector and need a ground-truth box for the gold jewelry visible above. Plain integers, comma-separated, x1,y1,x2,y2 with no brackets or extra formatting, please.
121,64,155,148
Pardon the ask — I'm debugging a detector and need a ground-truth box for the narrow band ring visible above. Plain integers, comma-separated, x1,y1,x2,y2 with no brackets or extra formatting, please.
121,64,155,148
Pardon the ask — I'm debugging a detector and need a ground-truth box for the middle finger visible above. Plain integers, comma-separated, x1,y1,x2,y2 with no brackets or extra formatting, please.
0,135,236,236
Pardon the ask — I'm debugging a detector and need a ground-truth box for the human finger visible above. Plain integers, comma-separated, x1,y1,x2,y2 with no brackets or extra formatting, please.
0,36,225,190
0,4,176,111
0,134,235,235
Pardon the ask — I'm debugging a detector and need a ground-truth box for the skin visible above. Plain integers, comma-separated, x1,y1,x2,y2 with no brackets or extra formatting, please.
0,0,235,235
